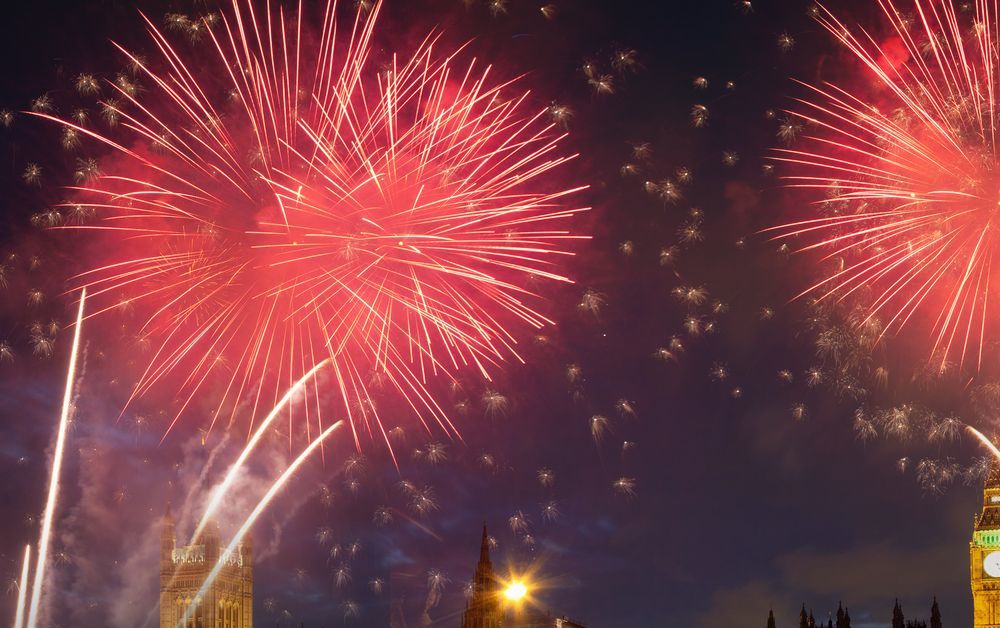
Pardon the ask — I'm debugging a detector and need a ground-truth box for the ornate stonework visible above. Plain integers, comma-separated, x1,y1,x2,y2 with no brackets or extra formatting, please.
159,507,252,628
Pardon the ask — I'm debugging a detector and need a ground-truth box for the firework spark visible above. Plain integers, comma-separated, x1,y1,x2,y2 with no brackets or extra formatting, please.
41,0,587,450
769,0,1000,369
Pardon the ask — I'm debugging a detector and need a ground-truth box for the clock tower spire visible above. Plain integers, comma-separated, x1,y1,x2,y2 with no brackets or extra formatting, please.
972,462,1000,627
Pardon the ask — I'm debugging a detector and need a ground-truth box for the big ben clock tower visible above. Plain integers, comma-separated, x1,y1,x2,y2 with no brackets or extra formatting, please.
973,464,1000,627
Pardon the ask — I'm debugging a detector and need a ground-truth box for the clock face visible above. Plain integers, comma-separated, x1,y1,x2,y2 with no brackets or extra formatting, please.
985,551,1000,577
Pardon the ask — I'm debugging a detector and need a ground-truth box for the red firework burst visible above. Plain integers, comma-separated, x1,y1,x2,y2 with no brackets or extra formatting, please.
769,0,1000,370
37,0,588,448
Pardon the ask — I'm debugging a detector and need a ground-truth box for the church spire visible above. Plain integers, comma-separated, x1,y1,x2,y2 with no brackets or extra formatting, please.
479,523,491,566
461,523,502,628
766,609,776,628
891,598,904,628
930,596,941,628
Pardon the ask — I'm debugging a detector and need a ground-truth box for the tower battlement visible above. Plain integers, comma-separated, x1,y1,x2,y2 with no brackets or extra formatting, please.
159,507,253,628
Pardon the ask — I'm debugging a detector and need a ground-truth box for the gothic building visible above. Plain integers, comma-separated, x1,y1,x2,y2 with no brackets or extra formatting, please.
973,464,1000,627
159,506,253,628
461,524,504,628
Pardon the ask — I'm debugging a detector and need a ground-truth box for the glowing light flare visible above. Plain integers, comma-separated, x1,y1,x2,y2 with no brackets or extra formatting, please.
179,419,344,627
503,580,528,602
27,289,85,628
768,0,1000,369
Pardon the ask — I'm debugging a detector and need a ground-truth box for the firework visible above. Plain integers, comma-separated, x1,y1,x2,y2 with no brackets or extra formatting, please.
508,510,530,534
540,499,560,522
408,484,439,516
613,476,636,497
632,142,652,161
427,569,449,594
334,564,352,587
791,403,808,421
769,0,1000,369
29,95,52,114
342,600,361,620
27,289,85,628
690,104,709,127
659,246,679,266
536,467,554,487
615,398,636,417
777,32,795,53
39,0,587,449
0,342,12,364
612,49,639,74
315,526,334,545
659,179,683,203
673,285,708,306
373,506,392,526
21,164,41,186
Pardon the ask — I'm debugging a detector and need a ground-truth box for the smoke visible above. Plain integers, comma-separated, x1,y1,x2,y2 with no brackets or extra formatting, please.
46,383,344,628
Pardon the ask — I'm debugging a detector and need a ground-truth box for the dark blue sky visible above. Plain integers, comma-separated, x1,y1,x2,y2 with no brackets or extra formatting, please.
0,1,986,627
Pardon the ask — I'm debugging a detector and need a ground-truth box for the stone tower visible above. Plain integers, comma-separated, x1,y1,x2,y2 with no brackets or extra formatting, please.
973,464,1000,627
461,524,503,628
159,507,253,628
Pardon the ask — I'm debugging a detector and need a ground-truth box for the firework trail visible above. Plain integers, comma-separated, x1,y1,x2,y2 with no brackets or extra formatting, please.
26,289,85,628
38,0,586,449
768,0,1000,370
190,357,330,544
179,419,344,627
13,544,31,628
969,425,1000,462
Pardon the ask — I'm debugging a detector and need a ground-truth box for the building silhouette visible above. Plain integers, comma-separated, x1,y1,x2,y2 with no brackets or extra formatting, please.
771,598,941,628
159,506,253,628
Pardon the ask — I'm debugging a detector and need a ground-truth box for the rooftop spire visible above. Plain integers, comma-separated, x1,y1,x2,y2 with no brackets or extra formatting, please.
479,523,491,566
462,522,502,628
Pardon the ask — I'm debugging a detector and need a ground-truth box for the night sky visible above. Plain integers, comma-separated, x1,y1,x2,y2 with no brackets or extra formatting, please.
0,1,987,627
